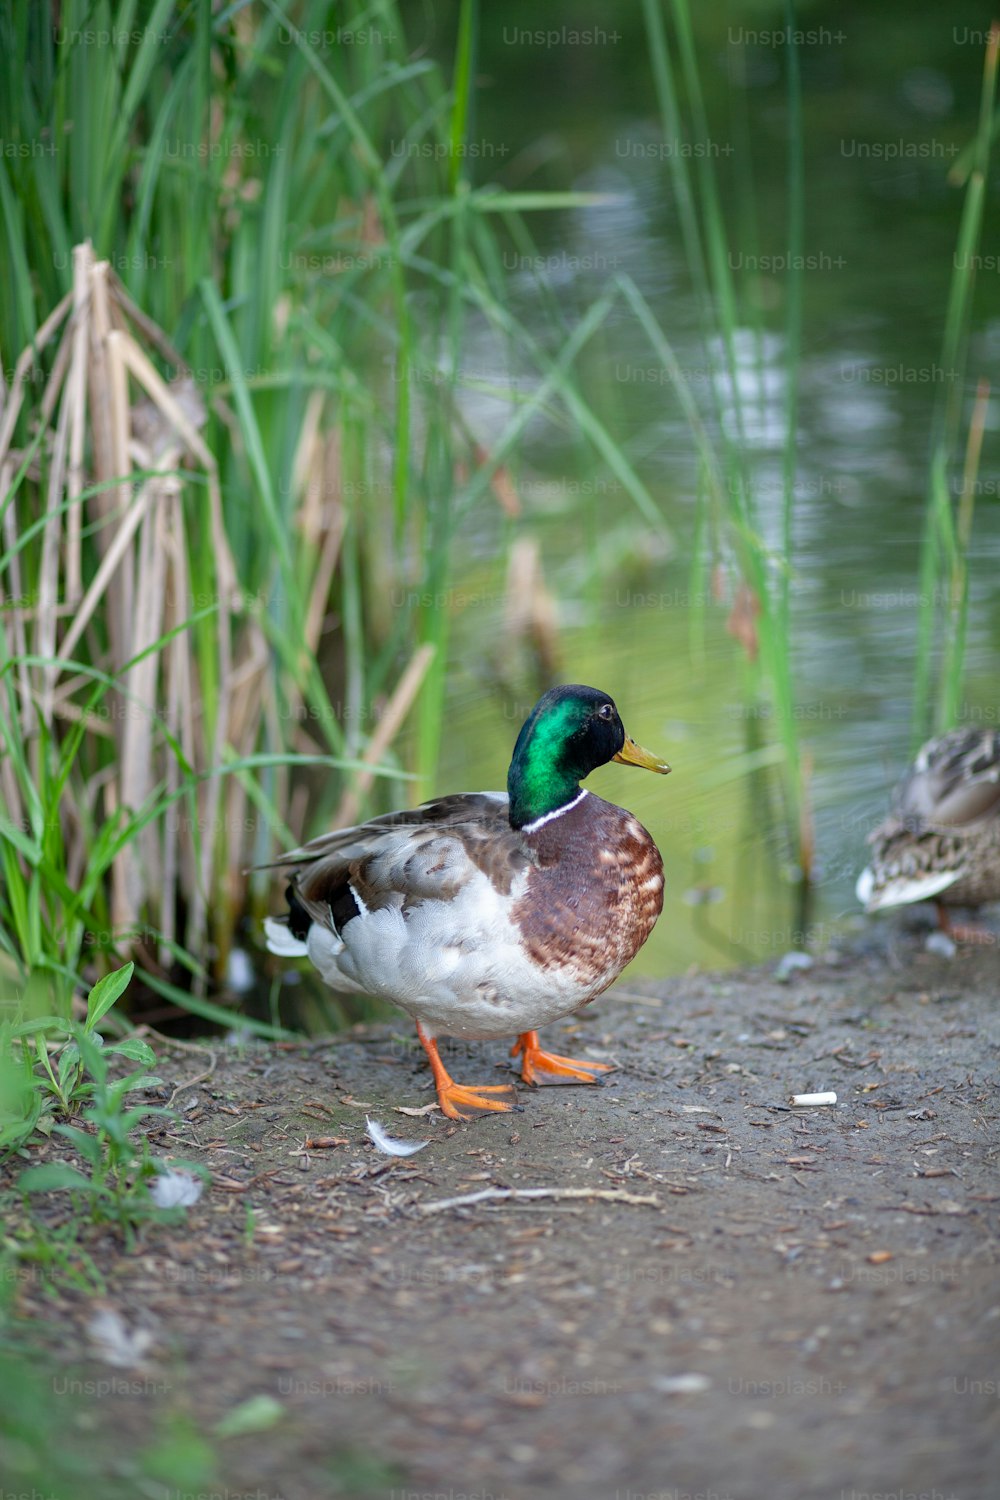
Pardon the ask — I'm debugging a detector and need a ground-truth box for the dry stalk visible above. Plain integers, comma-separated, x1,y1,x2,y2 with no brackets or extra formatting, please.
1,240,433,994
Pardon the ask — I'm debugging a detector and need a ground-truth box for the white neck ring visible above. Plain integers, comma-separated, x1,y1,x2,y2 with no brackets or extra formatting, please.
520,787,588,836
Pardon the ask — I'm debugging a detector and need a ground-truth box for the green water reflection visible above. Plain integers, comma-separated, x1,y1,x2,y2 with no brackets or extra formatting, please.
426,581,830,979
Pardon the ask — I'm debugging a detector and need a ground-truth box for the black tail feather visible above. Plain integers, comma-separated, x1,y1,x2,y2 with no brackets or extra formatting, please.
286,878,361,939
286,883,313,941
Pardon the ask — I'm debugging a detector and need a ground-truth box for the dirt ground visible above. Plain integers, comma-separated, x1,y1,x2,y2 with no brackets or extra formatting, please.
6,923,1000,1500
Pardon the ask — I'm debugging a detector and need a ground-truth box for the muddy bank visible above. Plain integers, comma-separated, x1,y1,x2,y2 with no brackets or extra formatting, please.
6,927,1000,1500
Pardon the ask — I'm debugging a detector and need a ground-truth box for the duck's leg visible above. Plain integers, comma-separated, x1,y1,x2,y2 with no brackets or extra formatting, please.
511,1030,614,1086
415,1021,517,1120
936,903,996,945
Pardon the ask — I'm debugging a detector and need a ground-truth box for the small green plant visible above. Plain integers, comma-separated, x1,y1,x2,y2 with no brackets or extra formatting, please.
16,1021,201,1245
2,962,158,1157
5,962,206,1247
2,1215,107,1293
12,963,145,1123
0,1345,111,1500
0,1016,41,1154
138,1412,219,1493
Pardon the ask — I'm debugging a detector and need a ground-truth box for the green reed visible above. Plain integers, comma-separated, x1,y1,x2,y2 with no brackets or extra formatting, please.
639,0,812,904
912,24,999,745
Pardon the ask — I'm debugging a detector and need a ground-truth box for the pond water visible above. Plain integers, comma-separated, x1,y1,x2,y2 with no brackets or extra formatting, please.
402,5,1000,978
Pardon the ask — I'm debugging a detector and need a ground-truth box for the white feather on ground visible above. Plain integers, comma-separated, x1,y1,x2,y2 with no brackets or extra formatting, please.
365,1117,430,1156
87,1308,155,1368
151,1169,204,1208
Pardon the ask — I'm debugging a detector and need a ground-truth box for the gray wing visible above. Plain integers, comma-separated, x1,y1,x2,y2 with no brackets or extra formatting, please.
264,793,532,929
895,728,1000,831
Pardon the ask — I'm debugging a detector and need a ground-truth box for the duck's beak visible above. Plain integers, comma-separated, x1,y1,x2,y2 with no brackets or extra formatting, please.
613,734,671,775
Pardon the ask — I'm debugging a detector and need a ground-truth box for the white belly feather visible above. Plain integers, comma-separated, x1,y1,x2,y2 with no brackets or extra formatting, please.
304,865,598,1041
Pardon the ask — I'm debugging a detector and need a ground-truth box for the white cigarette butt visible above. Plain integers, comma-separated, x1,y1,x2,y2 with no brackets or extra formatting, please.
790,1091,837,1107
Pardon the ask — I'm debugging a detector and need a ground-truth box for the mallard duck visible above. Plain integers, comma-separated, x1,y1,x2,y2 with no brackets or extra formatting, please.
264,684,670,1119
856,726,1000,931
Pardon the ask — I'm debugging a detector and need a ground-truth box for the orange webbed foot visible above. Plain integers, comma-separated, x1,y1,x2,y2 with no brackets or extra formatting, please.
415,1021,518,1120
511,1030,614,1087
435,1079,519,1121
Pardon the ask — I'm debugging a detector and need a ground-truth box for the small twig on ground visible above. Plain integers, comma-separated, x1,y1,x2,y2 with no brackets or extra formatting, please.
417,1186,661,1215
132,1026,218,1057
167,1049,219,1107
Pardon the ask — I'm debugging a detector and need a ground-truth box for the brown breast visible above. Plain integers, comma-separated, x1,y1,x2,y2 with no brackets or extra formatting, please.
511,791,664,994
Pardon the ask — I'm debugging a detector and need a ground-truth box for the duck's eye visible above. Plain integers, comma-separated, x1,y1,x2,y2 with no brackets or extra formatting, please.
598,703,614,720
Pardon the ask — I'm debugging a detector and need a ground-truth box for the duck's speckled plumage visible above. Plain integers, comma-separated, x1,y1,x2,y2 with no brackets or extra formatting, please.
511,792,663,990
263,685,670,1117
857,727,1000,912
267,787,663,1041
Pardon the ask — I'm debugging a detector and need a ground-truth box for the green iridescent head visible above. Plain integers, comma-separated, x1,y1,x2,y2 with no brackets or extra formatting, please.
506,684,670,830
